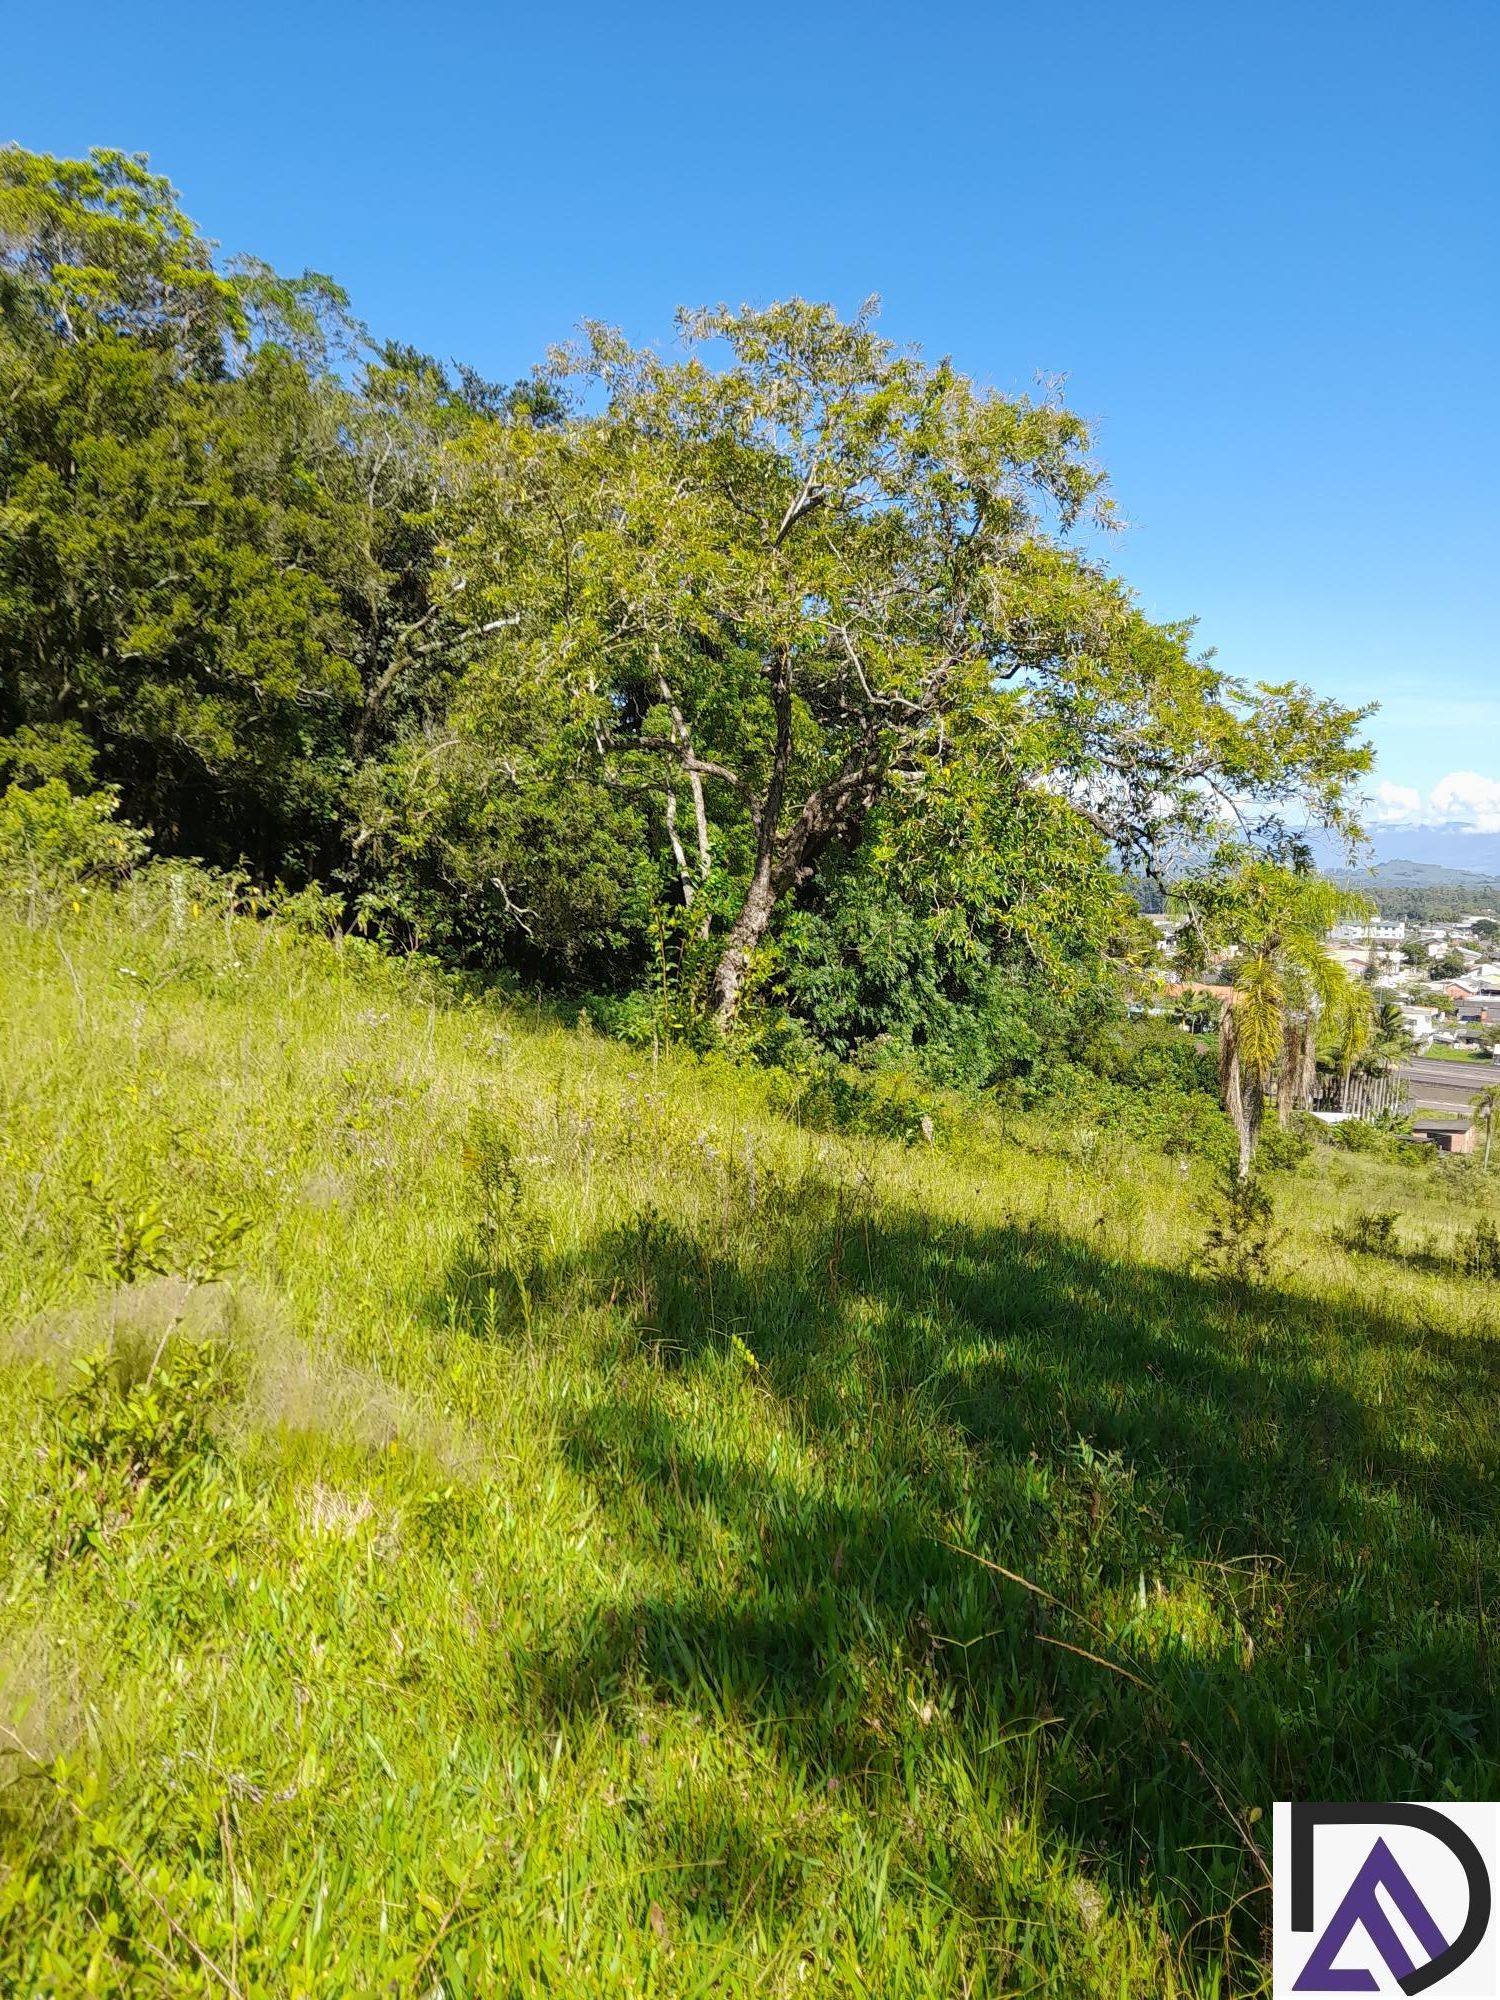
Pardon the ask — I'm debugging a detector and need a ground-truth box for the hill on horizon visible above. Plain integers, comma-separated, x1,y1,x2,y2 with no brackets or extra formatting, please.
1331,856,1500,891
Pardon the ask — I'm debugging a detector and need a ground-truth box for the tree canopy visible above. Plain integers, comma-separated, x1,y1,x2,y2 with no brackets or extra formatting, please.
1,144,1377,1072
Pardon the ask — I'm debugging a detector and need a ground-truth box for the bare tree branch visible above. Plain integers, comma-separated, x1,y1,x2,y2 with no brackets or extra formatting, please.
772,472,827,548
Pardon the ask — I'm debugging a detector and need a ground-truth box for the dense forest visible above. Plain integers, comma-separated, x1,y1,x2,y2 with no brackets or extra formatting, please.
0,145,1375,1081
1326,875,1500,922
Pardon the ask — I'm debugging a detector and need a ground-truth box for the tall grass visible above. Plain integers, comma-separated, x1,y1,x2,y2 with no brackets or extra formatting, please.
1,868,1496,1995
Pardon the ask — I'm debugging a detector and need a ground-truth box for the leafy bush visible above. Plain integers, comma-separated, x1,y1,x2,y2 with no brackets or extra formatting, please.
0,780,147,917
784,1060,944,1145
452,1105,542,1329
1200,1170,1280,1285
53,1335,232,1487
268,879,349,938
1258,1115,1316,1173
1458,1217,1500,1279
1319,1117,1387,1154
42,1329,237,1564
1341,1209,1401,1256
1314,1116,1432,1168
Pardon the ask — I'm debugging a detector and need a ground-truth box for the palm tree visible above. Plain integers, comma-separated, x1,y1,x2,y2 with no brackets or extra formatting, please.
1207,867,1366,1179
1330,982,1377,1110
1375,999,1414,1056
1219,946,1354,1178
1471,1080,1500,1170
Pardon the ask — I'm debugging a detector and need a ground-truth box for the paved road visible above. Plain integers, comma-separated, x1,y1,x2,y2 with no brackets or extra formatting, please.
1400,1054,1498,1114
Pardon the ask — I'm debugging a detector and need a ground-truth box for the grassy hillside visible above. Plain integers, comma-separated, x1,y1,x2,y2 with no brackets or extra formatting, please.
2,869,1497,1997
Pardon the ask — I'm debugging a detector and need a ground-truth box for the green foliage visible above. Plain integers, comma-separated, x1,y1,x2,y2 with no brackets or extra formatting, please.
452,1105,541,1330
0,779,146,916
1325,876,1500,922
0,148,490,883
1,143,1377,1071
1192,861,1373,1173
52,1334,230,1489
1255,1113,1315,1173
1199,1168,1280,1284
786,1059,946,1145
1458,1216,1500,1279
1340,1208,1401,1256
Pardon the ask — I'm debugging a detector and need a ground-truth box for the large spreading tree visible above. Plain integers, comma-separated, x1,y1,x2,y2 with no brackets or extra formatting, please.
443,300,1372,1024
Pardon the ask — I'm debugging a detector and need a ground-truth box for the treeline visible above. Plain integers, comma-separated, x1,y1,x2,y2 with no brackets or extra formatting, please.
1,146,1374,1085
1326,877,1500,923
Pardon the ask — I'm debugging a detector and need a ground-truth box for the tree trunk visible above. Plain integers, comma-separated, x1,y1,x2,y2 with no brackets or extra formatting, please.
708,857,776,1028
708,647,793,1031
1230,1066,1262,1181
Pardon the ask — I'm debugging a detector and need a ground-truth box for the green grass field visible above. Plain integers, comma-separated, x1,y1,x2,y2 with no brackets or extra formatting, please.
2,871,1497,1996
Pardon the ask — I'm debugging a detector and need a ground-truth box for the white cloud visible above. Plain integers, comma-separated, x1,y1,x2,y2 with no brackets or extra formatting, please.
1370,780,1423,823
1367,770,1500,835
1427,771,1500,834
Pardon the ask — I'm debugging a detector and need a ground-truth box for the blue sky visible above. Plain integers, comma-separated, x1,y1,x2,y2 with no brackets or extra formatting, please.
7,0,1498,866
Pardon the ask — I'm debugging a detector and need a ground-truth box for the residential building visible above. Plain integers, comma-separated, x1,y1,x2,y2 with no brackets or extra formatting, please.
1409,1117,1477,1154
1329,919,1406,944
1397,1005,1440,1047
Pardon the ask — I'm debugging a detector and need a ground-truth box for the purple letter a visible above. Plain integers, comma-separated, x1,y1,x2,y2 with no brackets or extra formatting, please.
1295,1837,1449,1991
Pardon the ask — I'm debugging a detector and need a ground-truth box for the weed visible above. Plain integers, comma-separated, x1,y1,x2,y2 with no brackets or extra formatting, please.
53,1335,230,1486
453,1105,540,1331
1199,1168,1280,1285
1341,1208,1401,1257
1458,1216,1500,1279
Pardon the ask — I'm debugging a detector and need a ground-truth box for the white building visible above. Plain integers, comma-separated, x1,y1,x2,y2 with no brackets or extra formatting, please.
1397,1005,1440,1048
1329,920,1406,944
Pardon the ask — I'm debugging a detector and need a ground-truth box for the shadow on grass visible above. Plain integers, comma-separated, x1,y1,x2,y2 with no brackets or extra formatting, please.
442,1198,1500,1975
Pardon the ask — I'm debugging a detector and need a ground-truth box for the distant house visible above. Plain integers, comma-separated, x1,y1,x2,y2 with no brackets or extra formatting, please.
1328,946,1390,979
1457,999,1500,1028
1409,1117,1477,1154
1329,920,1406,943
1398,1005,1440,1047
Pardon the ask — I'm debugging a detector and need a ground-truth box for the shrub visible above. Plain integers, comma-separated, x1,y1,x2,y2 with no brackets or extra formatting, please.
1200,1170,1280,1285
1340,1210,1400,1257
269,879,349,938
1321,1118,1386,1154
1457,1217,1500,1279
786,1060,944,1145
54,1336,232,1487
452,1106,541,1329
0,780,147,918
1258,1117,1315,1173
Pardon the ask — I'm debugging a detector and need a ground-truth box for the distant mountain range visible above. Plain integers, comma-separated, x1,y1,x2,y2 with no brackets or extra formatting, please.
1332,858,1500,891
1309,822,1500,887
1359,826,1500,875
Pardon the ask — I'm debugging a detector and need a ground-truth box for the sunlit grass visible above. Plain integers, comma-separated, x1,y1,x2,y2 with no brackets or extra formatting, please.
1,869,1496,1995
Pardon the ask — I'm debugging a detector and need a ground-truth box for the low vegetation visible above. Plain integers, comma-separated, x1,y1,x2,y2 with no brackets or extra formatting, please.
2,873,1496,1996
